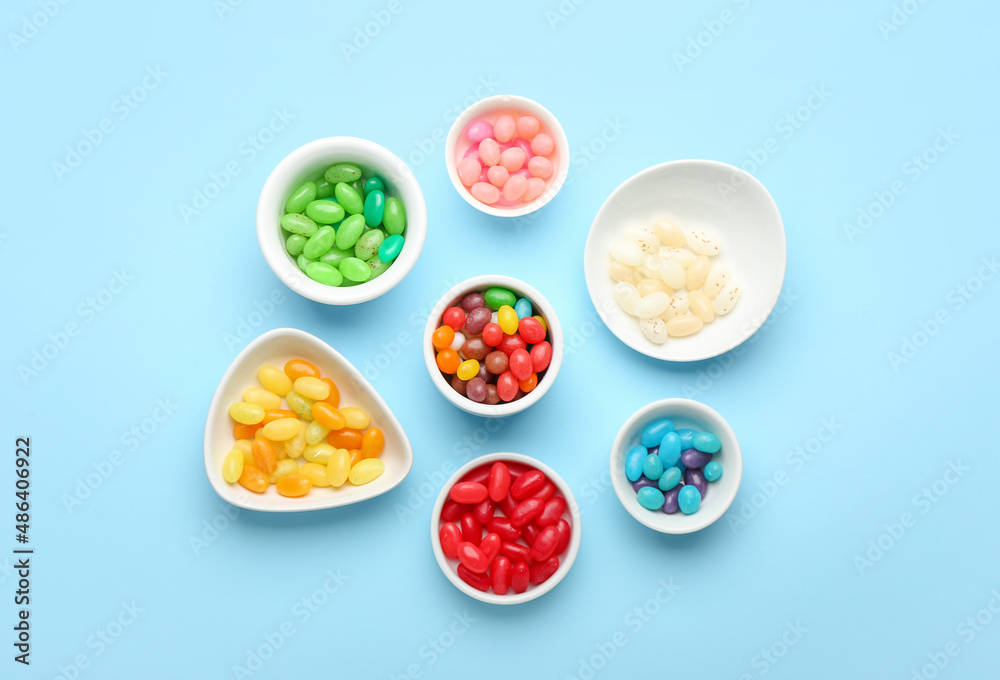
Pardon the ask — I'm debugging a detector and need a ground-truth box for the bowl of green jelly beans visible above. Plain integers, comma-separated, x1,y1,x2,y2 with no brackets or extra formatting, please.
257,137,427,305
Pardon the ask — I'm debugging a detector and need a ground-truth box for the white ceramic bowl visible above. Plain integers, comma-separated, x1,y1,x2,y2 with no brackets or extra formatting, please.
445,94,569,218
203,328,413,512
422,275,563,417
610,398,742,534
257,137,427,305
584,159,786,361
430,452,581,605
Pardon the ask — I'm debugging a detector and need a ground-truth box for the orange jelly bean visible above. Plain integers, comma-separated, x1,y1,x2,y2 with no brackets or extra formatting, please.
321,378,340,408
238,464,268,493
284,359,320,381
252,435,278,474
432,325,455,350
262,408,298,425
328,428,363,450
361,427,385,459
276,474,312,497
233,422,262,439
437,348,461,374
313,402,347,430
518,372,538,393
350,449,364,466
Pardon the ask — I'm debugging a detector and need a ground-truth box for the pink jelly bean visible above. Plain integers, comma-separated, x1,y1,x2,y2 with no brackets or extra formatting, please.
512,137,533,159
479,138,500,166
466,120,494,143
478,166,489,183
516,115,541,139
502,174,528,201
463,142,481,161
499,147,526,173
493,114,516,143
487,165,509,188
527,156,553,179
530,133,555,156
471,182,501,204
457,157,481,186
522,177,546,203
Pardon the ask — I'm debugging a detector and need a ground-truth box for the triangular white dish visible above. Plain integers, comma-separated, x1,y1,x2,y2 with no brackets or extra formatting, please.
203,328,413,512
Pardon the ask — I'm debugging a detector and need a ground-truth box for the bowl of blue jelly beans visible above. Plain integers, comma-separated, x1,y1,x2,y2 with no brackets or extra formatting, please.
610,398,742,534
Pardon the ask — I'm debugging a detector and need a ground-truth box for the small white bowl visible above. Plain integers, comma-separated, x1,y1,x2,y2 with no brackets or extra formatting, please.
422,275,563,417
610,398,742,534
584,159,786,361
257,137,427,305
445,94,569,218
430,452,581,605
203,328,413,512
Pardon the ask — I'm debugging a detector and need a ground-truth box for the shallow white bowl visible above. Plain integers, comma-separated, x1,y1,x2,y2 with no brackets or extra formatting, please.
422,275,563,417
430,452,581,605
610,398,742,534
445,94,569,218
257,137,427,305
584,159,786,361
203,328,413,512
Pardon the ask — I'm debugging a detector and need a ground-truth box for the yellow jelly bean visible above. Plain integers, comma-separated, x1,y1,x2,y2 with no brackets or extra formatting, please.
533,315,547,333
326,448,351,488
274,441,286,460
276,474,312,498
285,424,306,458
286,391,314,420
456,359,479,381
242,387,281,410
235,439,254,465
262,417,302,441
229,401,265,425
304,442,335,464
340,406,370,430
498,305,518,334
305,420,330,445
258,365,293,396
293,376,330,401
298,462,331,487
349,458,384,485
222,448,244,483
268,459,298,483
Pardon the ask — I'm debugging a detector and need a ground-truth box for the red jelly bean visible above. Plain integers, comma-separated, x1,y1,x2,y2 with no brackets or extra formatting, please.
497,371,518,402
510,498,544,526
480,532,501,562
473,498,495,524
530,557,560,585
530,341,552,372
487,517,521,541
511,561,530,594
521,522,540,545
461,513,482,543
534,481,556,502
457,564,490,592
460,465,491,485
488,462,511,502
439,522,462,559
498,333,526,356
518,316,546,344
491,556,512,595
498,493,518,517
482,322,503,347
456,541,490,573
532,525,559,561
554,519,572,556
508,348,533,381
450,481,488,504
511,470,546,499
442,306,466,331
536,496,566,526
441,499,469,524
500,540,532,563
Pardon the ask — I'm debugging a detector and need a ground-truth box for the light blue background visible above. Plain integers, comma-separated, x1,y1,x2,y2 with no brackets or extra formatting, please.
3,1,998,678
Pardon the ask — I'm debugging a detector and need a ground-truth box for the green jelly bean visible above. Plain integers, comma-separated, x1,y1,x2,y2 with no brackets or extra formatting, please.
484,287,517,310
335,182,364,215
325,163,362,184
296,253,316,272
383,197,406,235
285,233,307,257
363,177,384,195
303,225,335,259
315,179,335,199
366,255,391,279
351,179,365,197
281,213,318,237
354,229,384,260
305,199,345,225
378,234,404,262
285,181,317,214
335,214,366,250
305,261,344,286
363,190,385,227
319,247,353,267
339,257,371,283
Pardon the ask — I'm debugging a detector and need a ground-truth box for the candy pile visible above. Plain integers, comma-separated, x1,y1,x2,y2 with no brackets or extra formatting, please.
608,221,741,344
624,418,724,515
431,286,553,404
456,112,559,207
438,461,572,595
222,360,385,497
281,163,406,286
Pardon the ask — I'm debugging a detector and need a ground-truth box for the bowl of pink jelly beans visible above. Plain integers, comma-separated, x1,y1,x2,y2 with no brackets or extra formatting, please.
445,95,569,217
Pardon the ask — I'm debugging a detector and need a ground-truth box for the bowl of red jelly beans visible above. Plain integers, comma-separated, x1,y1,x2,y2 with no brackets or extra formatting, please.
445,94,569,218
423,275,563,417
431,452,581,605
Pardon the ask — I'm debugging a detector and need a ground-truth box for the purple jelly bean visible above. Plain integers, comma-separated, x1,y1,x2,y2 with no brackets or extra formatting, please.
460,292,485,311
631,476,658,493
647,446,659,457
463,307,492,335
684,468,707,497
661,485,681,513
680,448,712,469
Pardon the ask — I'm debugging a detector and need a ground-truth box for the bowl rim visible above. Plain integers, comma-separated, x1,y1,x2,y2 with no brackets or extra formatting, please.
421,274,564,417
256,136,427,306
609,398,743,534
444,94,570,218
583,158,787,362
429,452,582,605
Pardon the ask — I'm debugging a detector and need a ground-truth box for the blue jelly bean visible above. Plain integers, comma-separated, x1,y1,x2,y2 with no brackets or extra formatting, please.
658,432,682,468
642,454,663,480
662,485,681,513
693,431,721,454
631,476,658,492
513,297,533,320
676,428,697,449
658,467,682,491
641,418,675,448
678,485,702,515
681,448,712,469
704,461,723,482
684,468,707,497
637,486,666,511
624,446,646,482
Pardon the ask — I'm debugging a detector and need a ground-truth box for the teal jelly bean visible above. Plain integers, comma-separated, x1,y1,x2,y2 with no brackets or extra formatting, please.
641,418,675,448
305,199,345,225
693,432,721,453
363,177,384,195
676,428,697,449
383,196,406,235
319,247,353,267
658,467,683,491
624,445,645,482
315,179,334,199
285,181,316,214
483,287,517,310
285,233,306,257
658,432,682,468
296,253,315,272
642,454,663,480
339,257,371,282
354,229,384,260
334,214,366,249
513,298,533,320
678,485,702,515
365,254,391,279
363,190,385,227
335,183,364,215
280,213,318,237
378,234,404,262
303,225,335,259
324,163,362,184
637,487,665,511
305,261,344,286
703,461,723,482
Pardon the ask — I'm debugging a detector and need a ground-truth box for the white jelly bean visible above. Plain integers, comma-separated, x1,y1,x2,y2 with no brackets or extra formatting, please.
659,246,694,268
666,314,704,337
658,258,686,289
638,254,661,278
662,291,689,319
686,255,710,290
450,331,465,352
609,260,641,284
714,283,741,315
625,225,660,254
610,240,644,266
687,230,720,256
634,292,671,318
653,220,686,247
614,282,640,316
688,289,715,323
641,316,668,344
703,264,730,299
637,278,672,297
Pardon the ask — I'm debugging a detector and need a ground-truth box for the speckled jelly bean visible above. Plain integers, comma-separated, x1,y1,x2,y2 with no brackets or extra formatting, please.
353,229,384,261
281,213,317,237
